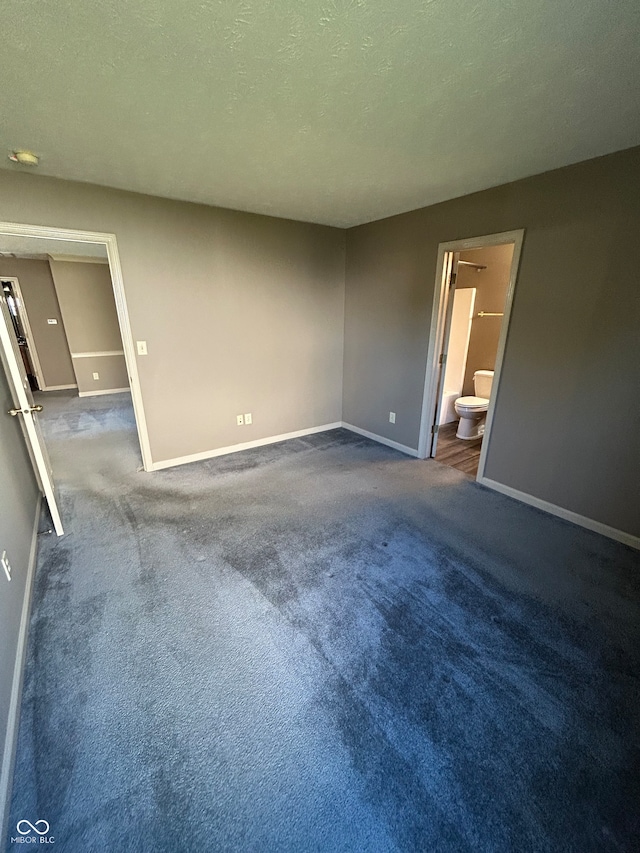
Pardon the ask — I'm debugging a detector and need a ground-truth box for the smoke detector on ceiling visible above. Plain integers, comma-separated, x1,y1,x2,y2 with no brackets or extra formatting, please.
8,150,39,166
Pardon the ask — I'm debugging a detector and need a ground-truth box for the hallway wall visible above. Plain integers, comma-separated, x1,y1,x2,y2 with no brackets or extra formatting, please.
49,260,128,395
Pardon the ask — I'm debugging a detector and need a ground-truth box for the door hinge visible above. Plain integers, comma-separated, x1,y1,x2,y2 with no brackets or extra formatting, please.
431,424,439,435
450,272,457,286
438,353,446,365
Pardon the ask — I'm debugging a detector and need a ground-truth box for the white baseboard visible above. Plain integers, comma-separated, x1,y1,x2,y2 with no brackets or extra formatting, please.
0,496,42,842
341,422,418,457
145,417,635,550
41,384,77,391
78,387,130,398
150,422,344,471
479,476,640,551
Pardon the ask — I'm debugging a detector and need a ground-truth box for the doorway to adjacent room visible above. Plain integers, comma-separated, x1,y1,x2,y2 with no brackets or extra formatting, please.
418,230,524,479
0,222,152,535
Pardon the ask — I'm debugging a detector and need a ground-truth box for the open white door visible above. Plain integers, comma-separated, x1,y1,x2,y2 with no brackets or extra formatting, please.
0,295,64,535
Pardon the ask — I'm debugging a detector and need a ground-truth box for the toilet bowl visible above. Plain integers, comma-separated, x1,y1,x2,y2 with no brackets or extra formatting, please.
454,370,494,441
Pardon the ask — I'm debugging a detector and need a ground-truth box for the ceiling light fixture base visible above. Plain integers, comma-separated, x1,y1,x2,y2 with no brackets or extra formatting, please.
9,150,39,166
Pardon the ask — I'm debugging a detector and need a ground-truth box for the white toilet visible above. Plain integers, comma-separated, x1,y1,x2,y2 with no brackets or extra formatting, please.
454,370,494,441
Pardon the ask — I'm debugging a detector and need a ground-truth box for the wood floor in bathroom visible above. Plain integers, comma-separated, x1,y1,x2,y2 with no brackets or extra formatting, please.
434,422,482,477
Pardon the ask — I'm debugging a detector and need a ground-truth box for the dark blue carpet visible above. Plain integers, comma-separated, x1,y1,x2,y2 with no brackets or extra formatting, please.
5,391,640,852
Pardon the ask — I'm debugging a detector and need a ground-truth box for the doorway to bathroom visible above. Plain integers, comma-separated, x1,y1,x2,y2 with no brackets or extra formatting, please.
417,230,524,479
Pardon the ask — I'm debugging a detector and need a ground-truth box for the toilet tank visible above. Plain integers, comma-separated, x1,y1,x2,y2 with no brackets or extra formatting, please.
473,370,494,398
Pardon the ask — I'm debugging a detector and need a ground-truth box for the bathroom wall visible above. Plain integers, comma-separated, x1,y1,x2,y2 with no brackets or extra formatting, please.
48,260,129,395
0,258,76,389
457,244,514,395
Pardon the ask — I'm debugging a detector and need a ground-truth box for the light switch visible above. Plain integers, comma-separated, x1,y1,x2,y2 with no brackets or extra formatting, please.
137,341,148,355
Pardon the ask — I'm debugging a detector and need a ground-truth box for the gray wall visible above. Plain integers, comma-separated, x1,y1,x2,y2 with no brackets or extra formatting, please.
2,149,638,537
0,172,346,464
0,368,39,829
49,260,128,394
343,145,640,538
0,259,75,389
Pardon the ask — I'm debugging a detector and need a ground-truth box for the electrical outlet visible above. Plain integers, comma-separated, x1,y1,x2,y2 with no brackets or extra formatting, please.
244,413,252,425
47,318,58,325
389,412,396,424
1,551,11,582
93,372,100,381
136,340,148,356
236,415,244,426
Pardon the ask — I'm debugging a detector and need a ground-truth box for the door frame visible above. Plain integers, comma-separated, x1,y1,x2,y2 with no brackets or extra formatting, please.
0,222,153,471
417,229,525,481
0,276,46,390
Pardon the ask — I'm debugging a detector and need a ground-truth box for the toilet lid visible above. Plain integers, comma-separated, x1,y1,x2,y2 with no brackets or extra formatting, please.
456,395,489,410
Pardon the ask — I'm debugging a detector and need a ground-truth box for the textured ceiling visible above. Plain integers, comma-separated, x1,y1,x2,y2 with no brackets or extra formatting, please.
2,0,640,227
